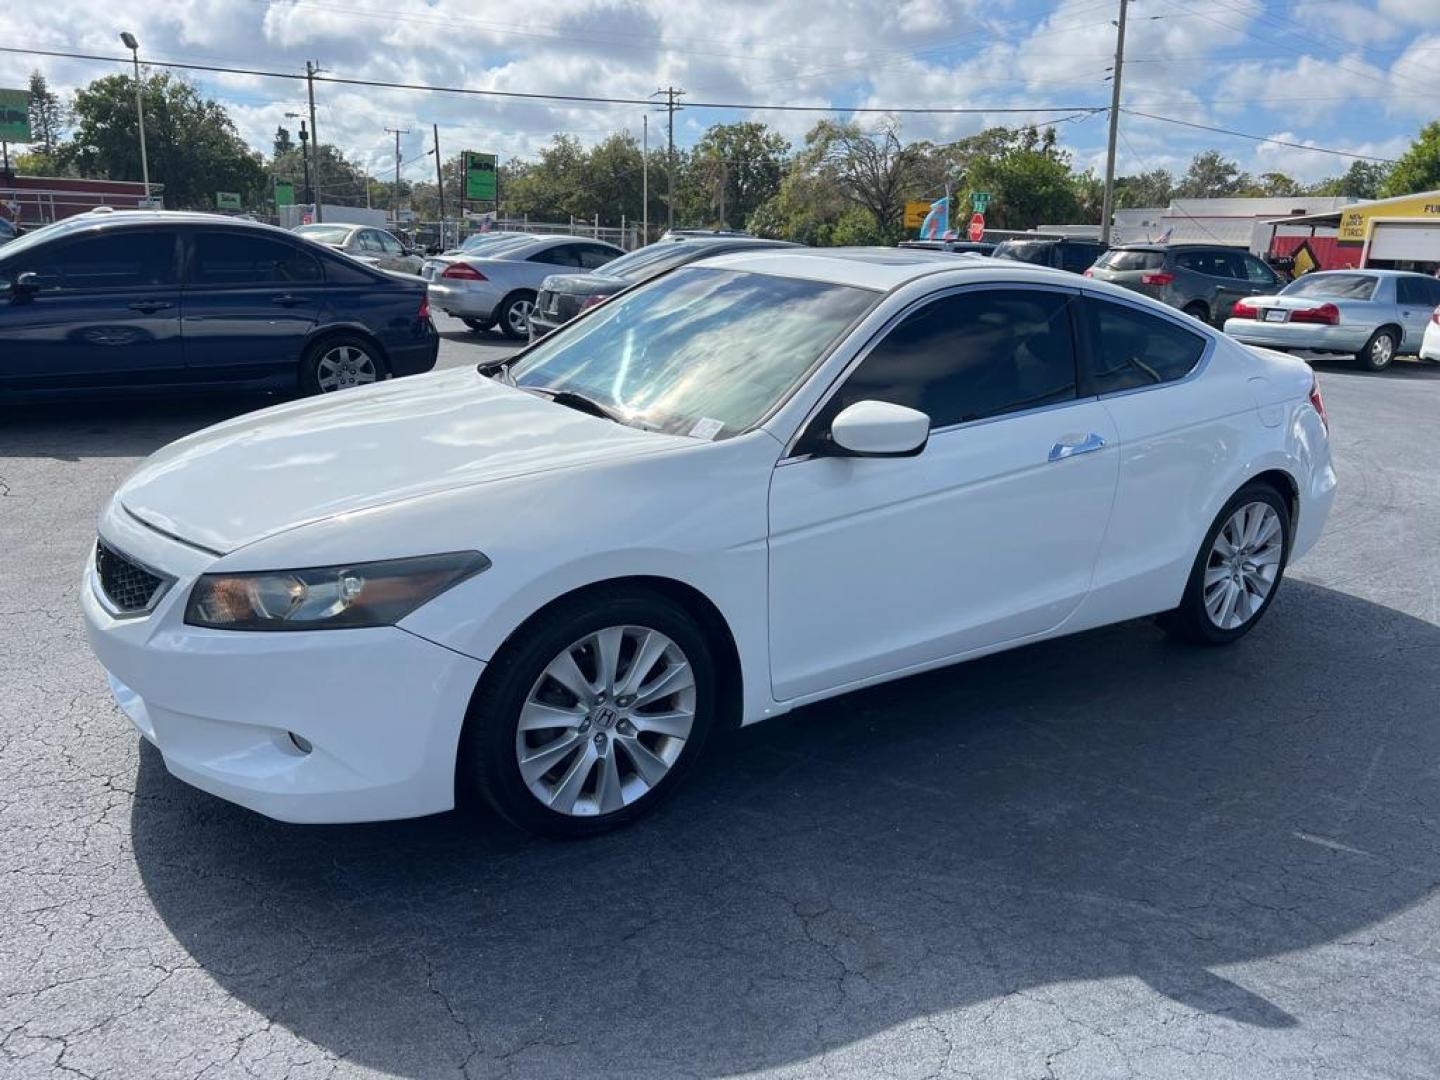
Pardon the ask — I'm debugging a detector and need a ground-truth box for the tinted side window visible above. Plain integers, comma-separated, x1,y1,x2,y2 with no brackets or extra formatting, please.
529,244,582,266
14,230,176,291
320,252,377,284
1396,277,1437,306
192,232,322,285
1061,244,1101,274
1083,298,1207,393
376,232,404,255
578,245,617,269
808,289,1078,442
1241,254,1277,285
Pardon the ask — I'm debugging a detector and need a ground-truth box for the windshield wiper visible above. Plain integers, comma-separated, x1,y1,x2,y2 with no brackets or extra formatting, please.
526,387,627,424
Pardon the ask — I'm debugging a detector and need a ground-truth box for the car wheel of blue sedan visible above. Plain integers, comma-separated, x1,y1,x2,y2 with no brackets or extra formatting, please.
302,336,384,395
1357,328,1397,372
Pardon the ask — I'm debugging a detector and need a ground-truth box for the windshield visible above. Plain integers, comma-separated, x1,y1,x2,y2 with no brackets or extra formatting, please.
510,267,876,440
1282,273,1378,300
295,225,354,244
1095,249,1164,271
595,242,707,282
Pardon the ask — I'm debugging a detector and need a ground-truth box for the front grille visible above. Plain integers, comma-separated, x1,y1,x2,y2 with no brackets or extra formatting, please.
95,541,167,613
537,289,555,314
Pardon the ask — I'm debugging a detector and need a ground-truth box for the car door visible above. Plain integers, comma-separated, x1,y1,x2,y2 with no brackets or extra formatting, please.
374,230,419,273
1395,276,1440,351
0,226,183,390
767,285,1120,701
1238,252,1282,301
180,229,324,382
1076,294,1218,620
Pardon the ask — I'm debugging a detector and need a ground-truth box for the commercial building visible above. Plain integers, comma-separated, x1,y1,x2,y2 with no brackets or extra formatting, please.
0,175,159,226
1263,190,1440,275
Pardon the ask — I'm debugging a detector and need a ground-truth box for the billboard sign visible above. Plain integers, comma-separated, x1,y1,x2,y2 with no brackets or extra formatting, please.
0,88,31,142
274,180,295,207
216,191,242,210
464,152,497,201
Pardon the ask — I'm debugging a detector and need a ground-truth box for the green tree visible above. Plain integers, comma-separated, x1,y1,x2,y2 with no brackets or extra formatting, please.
271,142,372,206
1176,151,1249,198
687,122,789,228
1114,168,1175,209
1307,159,1390,199
27,71,66,156
1379,122,1440,197
804,119,919,240
272,126,294,158
61,71,265,209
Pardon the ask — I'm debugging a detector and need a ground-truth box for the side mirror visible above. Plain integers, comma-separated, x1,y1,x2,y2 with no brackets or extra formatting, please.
7,271,40,302
826,400,930,458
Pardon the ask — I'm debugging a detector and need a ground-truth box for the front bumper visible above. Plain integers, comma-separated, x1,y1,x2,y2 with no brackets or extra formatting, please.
426,280,501,320
1223,319,1371,353
81,513,484,824
527,312,562,340
1421,323,1440,362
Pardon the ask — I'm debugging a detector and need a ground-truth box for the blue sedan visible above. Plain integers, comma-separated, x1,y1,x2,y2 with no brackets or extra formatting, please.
0,211,438,398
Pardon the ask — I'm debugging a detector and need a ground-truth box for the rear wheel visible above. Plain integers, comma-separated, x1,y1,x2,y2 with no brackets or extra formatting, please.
1161,483,1291,645
1357,327,1397,371
1182,301,1211,325
498,292,537,340
460,588,717,838
300,335,384,395
462,317,496,333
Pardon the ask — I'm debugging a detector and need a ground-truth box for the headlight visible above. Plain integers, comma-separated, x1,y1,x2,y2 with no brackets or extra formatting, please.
184,551,490,631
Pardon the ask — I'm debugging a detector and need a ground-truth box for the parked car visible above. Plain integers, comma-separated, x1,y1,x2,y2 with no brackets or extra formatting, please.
0,211,437,398
293,223,425,275
897,239,995,255
1423,303,1440,363
1087,244,1284,326
993,236,1107,275
424,235,625,338
659,228,754,241
1223,269,1440,371
83,248,1334,837
529,236,800,339
438,231,530,257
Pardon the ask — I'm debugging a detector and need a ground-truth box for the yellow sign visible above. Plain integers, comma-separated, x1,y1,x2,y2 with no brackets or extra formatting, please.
1338,192,1440,243
904,200,932,230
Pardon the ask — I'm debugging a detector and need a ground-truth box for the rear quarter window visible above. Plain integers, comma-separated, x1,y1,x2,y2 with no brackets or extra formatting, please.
1082,298,1207,394
1097,250,1165,272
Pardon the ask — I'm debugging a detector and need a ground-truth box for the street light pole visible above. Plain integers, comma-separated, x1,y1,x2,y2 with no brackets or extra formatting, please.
119,32,150,202
386,127,410,228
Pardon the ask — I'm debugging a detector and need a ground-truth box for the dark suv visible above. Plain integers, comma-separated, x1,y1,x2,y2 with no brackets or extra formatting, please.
1086,244,1284,326
992,236,1107,275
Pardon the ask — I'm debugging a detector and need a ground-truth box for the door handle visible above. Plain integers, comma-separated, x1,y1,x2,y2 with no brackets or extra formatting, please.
128,300,172,313
1049,433,1106,462
271,294,304,306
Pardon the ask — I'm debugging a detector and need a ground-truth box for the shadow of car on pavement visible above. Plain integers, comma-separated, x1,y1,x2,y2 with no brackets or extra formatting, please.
129,580,1440,1077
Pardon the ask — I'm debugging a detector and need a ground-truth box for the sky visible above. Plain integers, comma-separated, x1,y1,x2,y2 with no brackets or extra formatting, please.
5,0,1440,187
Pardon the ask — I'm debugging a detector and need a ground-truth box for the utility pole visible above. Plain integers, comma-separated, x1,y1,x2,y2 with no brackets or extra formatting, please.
653,87,683,232
296,119,313,208
642,114,648,244
306,60,323,222
386,127,410,227
432,123,445,234
1100,0,1130,247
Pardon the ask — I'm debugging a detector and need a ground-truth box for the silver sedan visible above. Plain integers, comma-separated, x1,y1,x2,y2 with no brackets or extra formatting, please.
293,224,425,275
1224,269,1440,371
423,235,624,338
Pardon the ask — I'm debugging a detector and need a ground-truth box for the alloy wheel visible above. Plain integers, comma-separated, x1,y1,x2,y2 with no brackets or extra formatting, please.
1371,333,1395,368
1203,501,1284,630
507,298,535,335
515,625,697,817
315,345,378,392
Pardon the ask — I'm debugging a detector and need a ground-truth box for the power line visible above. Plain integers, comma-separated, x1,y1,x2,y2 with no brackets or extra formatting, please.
1120,109,1400,163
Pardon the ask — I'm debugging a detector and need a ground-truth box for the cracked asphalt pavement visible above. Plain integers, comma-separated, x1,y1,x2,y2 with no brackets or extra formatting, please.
2,316,1439,1079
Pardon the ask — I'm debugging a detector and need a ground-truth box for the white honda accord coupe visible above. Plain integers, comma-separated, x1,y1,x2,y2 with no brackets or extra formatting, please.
83,249,1336,837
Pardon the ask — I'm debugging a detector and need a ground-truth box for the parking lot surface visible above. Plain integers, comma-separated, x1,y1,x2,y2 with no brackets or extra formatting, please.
2,318,1438,1079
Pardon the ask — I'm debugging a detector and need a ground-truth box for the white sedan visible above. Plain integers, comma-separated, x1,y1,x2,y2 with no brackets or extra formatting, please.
83,249,1337,837
1424,304,1440,362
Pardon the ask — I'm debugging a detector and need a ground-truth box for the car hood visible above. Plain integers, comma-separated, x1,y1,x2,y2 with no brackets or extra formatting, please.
540,272,627,296
118,367,691,554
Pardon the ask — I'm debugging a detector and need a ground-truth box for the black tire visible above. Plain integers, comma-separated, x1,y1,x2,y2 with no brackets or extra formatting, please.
298,334,386,396
497,291,537,340
462,317,496,333
459,587,718,838
1357,327,1397,371
1182,301,1211,326
1160,482,1292,646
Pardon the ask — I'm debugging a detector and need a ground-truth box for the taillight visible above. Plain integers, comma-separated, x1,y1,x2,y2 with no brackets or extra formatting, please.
579,294,607,312
441,263,486,281
1140,271,1175,286
1309,373,1328,434
417,294,430,321
1232,299,1258,319
1431,304,1440,326
1082,268,1093,277
1289,302,1339,325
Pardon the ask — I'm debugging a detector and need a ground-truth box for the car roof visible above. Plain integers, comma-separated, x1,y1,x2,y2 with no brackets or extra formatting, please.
1112,242,1242,252
1297,268,1425,278
693,246,1080,291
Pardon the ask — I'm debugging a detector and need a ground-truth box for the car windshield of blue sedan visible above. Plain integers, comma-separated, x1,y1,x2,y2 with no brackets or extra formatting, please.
1282,274,1378,300
510,267,876,439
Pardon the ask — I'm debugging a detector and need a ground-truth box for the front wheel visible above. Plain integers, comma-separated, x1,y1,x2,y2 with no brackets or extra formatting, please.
498,292,537,340
461,589,717,837
1357,328,1397,371
300,335,384,395
1160,483,1291,645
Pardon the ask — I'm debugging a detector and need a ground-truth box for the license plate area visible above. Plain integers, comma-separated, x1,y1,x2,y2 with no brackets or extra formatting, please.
1263,308,1288,323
